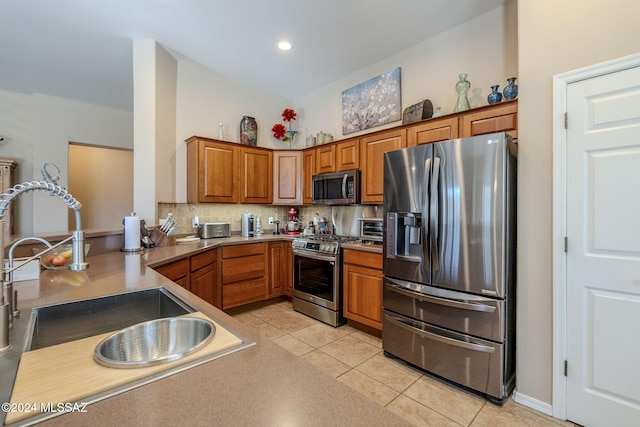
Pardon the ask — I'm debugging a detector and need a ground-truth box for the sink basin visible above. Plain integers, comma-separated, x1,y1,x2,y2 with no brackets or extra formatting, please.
28,287,194,351
94,317,215,368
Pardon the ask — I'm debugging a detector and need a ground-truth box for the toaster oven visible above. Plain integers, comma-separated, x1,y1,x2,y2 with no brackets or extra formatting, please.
358,218,383,243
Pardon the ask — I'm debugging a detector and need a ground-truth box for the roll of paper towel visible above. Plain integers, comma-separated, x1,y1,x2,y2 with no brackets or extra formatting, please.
122,212,142,252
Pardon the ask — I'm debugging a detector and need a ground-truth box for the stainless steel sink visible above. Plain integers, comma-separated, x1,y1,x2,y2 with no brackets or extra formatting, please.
94,317,215,368
27,287,194,351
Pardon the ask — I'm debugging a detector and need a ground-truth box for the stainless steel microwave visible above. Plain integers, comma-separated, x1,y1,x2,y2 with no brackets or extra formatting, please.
312,169,360,205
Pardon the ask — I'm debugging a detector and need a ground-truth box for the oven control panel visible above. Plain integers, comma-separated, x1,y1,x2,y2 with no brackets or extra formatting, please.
292,239,339,256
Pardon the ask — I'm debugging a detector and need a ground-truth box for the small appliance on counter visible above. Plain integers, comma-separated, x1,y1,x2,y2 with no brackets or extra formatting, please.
285,207,301,235
241,213,254,237
358,217,383,244
197,222,231,239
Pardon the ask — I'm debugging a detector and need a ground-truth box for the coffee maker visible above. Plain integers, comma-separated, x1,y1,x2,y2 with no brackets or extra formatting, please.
285,207,300,235
241,213,254,237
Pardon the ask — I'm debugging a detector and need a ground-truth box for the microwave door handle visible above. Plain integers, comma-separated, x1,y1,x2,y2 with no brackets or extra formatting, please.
430,156,441,271
342,173,348,200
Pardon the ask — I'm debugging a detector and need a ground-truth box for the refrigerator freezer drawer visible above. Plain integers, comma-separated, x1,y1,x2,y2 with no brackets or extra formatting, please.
384,278,505,342
383,311,512,401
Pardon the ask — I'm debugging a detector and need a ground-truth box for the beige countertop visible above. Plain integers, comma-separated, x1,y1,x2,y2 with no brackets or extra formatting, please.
8,235,409,426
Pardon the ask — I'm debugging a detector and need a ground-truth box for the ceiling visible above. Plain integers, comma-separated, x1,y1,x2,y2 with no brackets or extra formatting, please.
0,0,505,111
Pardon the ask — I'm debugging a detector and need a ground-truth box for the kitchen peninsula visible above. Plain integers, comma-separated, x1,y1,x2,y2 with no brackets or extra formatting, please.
7,236,409,426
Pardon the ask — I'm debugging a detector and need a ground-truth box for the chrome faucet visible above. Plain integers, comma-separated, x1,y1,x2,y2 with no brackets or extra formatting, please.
0,163,89,351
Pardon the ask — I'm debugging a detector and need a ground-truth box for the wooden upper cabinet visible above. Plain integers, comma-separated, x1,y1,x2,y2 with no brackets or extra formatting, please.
461,101,517,138
273,151,302,205
186,136,238,204
315,144,336,173
239,146,273,204
407,116,459,147
302,149,316,204
360,129,406,204
336,139,360,171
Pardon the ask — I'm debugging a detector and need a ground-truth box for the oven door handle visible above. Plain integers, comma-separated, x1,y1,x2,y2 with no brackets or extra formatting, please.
386,281,496,313
293,250,336,263
385,314,495,353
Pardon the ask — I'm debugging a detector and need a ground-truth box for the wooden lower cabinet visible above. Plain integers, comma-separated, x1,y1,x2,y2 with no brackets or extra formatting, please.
153,250,218,307
190,250,217,307
343,249,383,330
154,258,190,289
221,243,268,309
268,241,293,297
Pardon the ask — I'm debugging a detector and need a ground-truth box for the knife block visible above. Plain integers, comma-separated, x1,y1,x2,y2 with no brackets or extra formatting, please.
149,228,176,247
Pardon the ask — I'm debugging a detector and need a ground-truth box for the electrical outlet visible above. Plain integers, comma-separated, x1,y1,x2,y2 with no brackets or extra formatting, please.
192,216,199,228
268,216,274,224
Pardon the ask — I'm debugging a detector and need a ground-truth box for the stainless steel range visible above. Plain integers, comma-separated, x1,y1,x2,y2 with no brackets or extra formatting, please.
292,235,359,327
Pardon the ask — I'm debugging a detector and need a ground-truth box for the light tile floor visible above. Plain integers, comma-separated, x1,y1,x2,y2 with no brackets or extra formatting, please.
233,300,577,427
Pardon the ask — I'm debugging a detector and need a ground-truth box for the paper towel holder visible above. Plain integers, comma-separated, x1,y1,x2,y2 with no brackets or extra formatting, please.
121,212,144,252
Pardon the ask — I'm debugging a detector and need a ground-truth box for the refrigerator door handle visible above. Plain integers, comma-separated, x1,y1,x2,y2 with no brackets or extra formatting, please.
386,281,497,313
422,158,432,264
430,156,441,270
385,314,496,353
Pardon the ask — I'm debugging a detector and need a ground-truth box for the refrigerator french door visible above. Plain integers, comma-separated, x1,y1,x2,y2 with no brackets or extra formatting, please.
382,132,516,402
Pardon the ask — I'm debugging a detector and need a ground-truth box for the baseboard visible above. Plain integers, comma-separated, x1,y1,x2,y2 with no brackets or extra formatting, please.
513,391,553,416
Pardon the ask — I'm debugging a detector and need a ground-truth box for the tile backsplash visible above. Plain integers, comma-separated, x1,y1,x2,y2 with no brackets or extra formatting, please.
157,203,333,235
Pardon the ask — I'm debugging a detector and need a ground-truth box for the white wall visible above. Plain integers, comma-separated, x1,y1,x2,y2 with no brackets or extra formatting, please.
68,144,133,229
3,93,132,234
174,60,292,203
296,4,518,140
517,0,640,410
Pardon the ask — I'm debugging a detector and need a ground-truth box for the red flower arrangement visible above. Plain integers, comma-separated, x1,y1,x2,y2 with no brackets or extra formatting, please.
272,108,298,145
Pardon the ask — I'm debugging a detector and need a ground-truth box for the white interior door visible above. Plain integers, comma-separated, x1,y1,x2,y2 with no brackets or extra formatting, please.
565,65,640,426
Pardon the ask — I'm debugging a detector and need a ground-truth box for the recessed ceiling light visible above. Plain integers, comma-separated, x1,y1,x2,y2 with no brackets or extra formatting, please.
278,41,292,51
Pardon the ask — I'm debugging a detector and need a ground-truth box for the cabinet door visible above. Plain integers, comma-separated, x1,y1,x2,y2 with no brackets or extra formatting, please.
407,117,459,147
283,241,293,296
302,149,316,204
336,139,359,171
273,151,302,205
186,138,238,204
240,147,273,204
315,144,336,173
461,101,517,138
268,242,285,297
360,129,406,203
343,263,383,330
191,263,217,307
154,258,190,290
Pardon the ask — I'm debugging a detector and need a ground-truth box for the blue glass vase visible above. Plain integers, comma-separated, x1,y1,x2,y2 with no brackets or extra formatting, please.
503,77,518,100
487,85,502,104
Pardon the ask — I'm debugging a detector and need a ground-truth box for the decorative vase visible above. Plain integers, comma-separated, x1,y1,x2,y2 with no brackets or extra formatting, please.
453,73,471,112
240,116,258,146
487,85,502,104
432,106,442,117
503,77,518,100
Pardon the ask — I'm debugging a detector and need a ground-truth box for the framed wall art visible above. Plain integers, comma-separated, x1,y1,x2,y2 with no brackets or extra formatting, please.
342,67,401,135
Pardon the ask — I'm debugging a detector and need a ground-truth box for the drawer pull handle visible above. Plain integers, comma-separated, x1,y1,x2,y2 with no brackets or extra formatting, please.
386,281,496,313
385,314,495,353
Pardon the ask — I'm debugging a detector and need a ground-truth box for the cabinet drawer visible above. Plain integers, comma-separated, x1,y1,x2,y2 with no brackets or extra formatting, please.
154,258,189,281
343,249,382,269
222,243,265,259
223,279,267,309
222,254,265,284
190,249,216,272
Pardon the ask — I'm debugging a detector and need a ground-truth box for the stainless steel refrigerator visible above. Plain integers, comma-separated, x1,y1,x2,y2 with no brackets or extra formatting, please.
382,132,516,402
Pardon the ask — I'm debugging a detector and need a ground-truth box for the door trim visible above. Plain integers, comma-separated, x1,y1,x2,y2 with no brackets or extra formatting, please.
552,52,640,420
